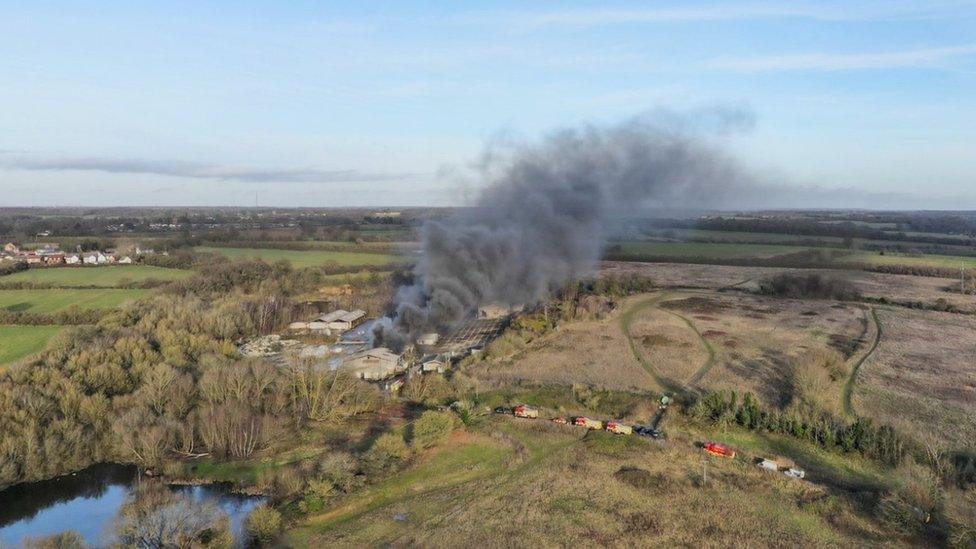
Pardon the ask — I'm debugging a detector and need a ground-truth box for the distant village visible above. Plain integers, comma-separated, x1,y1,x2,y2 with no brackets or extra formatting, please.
1,242,161,267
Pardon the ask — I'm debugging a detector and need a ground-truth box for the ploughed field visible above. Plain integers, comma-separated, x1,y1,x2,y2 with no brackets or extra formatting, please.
1,265,191,287
0,325,64,366
194,246,405,268
0,288,151,313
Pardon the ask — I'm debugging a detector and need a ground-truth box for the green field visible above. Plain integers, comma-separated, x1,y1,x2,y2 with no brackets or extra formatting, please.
611,241,815,260
841,250,976,269
644,228,846,245
195,246,405,268
2,265,192,287
0,288,151,314
0,325,64,365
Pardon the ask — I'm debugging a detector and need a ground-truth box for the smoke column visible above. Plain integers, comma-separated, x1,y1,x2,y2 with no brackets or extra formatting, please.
377,114,756,347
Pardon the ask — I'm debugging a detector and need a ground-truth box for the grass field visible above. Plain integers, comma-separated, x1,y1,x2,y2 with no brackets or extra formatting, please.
1,265,191,287
0,325,64,365
853,308,976,449
290,417,894,547
194,246,404,268
611,241,814,260
841,250,976,269
0,288,150,313
644,228,846,245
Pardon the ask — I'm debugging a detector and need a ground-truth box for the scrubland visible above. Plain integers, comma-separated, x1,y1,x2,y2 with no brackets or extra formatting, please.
291,416,914,548
854,308,976,449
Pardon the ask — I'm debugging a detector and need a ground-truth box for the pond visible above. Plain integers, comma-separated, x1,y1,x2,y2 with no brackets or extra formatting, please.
0,464,266,548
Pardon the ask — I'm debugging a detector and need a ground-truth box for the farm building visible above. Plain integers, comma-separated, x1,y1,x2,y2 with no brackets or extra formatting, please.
477,303,523,319
416,333,439,346
420,355,447,374
318,309,367,332
287,320,332,335
342,347,404,380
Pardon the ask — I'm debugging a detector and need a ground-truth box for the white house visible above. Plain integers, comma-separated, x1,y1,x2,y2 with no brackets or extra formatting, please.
117,256,133,264
65,254,80,265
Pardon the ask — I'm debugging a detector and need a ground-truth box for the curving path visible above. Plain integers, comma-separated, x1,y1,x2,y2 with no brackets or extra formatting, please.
619,292,715,395
842,307,882,418
661,309,716,388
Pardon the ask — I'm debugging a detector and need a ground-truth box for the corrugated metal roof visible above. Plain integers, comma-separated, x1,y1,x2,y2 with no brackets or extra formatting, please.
339,309,366,322
318,309,349,322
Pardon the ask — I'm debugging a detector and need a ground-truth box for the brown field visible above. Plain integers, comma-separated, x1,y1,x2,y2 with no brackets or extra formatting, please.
651,292,864,412
474,289,867,415
853,308,976,449
603,261,976,313
475,307,657,392
624,298,709,388
474,260,974,448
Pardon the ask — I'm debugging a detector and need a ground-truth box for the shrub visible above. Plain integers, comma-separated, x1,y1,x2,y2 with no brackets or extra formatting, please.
245,504,283,546
878,460,945,535
758,273,861,301
361,432,410,477
315,452,363,494
23,531,87,549
258,467,305,500
410,410,456,449
613,467,670,492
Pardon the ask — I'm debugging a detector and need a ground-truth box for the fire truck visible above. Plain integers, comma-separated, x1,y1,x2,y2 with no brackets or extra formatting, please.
702,441,736,458
513,404,539,419
605,421,633,435
574,416,603,430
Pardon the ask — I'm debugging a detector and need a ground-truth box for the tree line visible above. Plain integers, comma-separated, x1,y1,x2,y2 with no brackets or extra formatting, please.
0,259,396,490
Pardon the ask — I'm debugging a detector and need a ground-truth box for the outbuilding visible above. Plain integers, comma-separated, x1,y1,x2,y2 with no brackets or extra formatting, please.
420,355,447,374
318,309,366,332
343,347,404,381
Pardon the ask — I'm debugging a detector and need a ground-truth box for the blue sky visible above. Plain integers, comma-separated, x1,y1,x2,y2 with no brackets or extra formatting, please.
1,1,974,208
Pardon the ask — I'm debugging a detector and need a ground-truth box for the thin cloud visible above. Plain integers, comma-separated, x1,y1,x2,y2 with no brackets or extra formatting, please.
457,1,976,30
3,156,416,184
708,44,976,72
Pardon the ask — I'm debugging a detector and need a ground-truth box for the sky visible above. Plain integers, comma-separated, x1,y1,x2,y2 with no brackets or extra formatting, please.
1,1,974,209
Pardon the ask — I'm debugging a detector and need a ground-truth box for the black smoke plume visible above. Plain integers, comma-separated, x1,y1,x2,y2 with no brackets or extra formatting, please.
376,113,756,348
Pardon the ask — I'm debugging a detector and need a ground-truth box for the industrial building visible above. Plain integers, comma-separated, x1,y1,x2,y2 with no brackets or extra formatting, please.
288,309,367,336
477,303,523,320
318,309,367,332
342,347,405,380
420,355,447,374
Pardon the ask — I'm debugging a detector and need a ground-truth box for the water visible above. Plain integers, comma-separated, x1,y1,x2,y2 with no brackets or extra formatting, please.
0,464,265,548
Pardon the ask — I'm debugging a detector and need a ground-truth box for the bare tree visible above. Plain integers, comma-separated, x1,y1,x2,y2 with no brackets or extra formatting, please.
114,483,231,548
